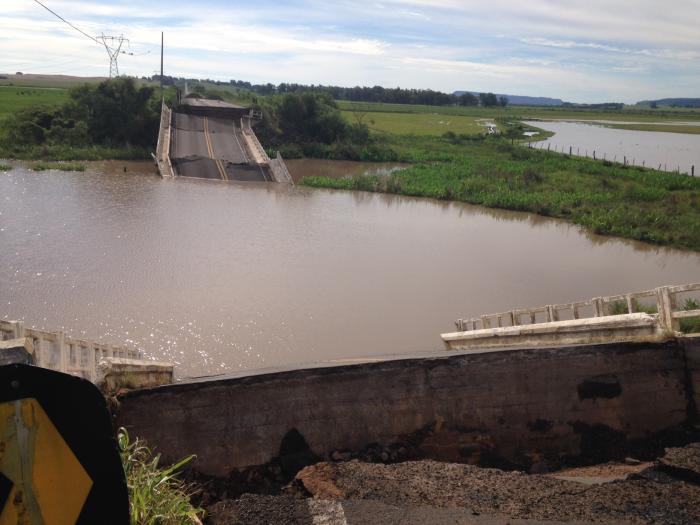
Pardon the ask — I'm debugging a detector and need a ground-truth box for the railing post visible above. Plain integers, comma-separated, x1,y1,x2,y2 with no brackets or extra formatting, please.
593,298,604,317
12,320,25,339
656,286,678,333
511,311,520,326
481,316,490,329
88,344,97,383
626,294,635,314
57,331,67,374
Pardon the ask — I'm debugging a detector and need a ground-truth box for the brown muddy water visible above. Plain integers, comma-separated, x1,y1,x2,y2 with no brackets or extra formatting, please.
1,162,699,378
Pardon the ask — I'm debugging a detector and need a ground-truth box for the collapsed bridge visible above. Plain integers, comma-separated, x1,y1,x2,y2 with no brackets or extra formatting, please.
155,98,292,183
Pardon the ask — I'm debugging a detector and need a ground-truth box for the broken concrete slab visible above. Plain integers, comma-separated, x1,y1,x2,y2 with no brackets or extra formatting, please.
0,337,34,366
97,357,173,392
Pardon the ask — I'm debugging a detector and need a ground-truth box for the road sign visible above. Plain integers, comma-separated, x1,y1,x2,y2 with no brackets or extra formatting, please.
0,364,129,524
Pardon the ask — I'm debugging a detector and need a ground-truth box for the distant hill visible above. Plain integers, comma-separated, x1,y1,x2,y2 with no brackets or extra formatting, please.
637,98,700,108
453,91,564,106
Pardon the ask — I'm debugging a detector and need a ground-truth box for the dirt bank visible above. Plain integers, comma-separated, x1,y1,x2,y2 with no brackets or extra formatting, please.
203,443,700,525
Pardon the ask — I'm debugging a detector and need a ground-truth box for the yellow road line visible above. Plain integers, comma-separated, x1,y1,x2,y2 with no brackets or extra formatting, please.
203,116,227,181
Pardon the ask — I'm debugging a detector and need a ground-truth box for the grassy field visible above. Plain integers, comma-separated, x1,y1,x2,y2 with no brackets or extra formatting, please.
0,73,106,89
342,110,484,135
0,85,68,119
337,100,700,123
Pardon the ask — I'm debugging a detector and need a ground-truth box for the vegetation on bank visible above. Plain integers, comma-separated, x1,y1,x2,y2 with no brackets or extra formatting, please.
0,78,163,160
118,428,203,525
32,161,85,172
251,91,400,161
302,134,700,251
0,163,11,171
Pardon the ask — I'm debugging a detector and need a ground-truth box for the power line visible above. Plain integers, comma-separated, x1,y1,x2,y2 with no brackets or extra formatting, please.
31,0,101,45
31,0,150,77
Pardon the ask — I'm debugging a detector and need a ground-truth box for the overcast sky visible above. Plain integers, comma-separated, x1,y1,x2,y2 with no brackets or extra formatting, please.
2,0,699,102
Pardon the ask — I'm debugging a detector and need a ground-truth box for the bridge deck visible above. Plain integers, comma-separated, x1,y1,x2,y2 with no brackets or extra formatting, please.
170,111,267,182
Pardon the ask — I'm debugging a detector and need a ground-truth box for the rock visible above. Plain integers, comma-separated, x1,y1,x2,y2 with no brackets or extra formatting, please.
625,457,641,466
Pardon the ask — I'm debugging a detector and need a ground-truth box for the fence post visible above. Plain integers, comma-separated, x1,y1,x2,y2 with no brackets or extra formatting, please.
693,165,695,177
656,286,679,333
569,146,572,155
626,295,635,314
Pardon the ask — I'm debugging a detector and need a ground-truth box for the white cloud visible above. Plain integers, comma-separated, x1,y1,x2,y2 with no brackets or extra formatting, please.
2,0,699,102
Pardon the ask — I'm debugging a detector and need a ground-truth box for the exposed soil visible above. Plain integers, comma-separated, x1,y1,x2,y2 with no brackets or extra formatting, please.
203,443,700,525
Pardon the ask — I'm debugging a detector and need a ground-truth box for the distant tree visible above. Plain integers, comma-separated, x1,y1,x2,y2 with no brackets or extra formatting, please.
459,92,479,106
650,101,658,109
499,96,509,107
479,92,499,107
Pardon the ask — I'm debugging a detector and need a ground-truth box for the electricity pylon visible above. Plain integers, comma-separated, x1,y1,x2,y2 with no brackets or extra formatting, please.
97,34,128,77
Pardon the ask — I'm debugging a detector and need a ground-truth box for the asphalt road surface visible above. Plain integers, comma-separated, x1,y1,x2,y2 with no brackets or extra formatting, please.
170,111,266,182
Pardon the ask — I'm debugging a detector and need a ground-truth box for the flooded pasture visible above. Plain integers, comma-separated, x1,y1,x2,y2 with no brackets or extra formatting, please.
526,120,700,175
1,163,698,378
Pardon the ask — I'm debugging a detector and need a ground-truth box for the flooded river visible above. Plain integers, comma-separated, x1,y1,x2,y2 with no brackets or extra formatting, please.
525,120,700,175
2,163,699,378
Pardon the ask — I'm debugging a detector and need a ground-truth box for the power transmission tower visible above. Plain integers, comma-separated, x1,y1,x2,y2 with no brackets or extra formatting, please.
97,34,128,77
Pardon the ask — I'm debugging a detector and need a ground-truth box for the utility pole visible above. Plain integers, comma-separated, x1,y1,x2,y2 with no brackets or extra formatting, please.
97,34,127,77
160,32,164,93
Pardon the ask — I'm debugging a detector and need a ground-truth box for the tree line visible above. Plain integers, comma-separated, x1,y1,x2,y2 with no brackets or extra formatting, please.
151,75,507,107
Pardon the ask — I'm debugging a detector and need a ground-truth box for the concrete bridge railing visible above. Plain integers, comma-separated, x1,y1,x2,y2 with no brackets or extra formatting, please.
443,283,700,351
0,320,172,387
155,100,175,178
269,151,294,184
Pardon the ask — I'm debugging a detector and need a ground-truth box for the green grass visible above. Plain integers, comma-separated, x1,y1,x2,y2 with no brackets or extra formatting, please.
680,298,700,334
0,163,11,171
118,428,203,525
0,85,68,119
336,100,700,123
0,143,151,161
342,110,484,135
302,135,700,251
32,161,85,172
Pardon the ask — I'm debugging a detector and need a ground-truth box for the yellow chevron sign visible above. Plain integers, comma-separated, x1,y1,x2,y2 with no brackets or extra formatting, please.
0,398,93,524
